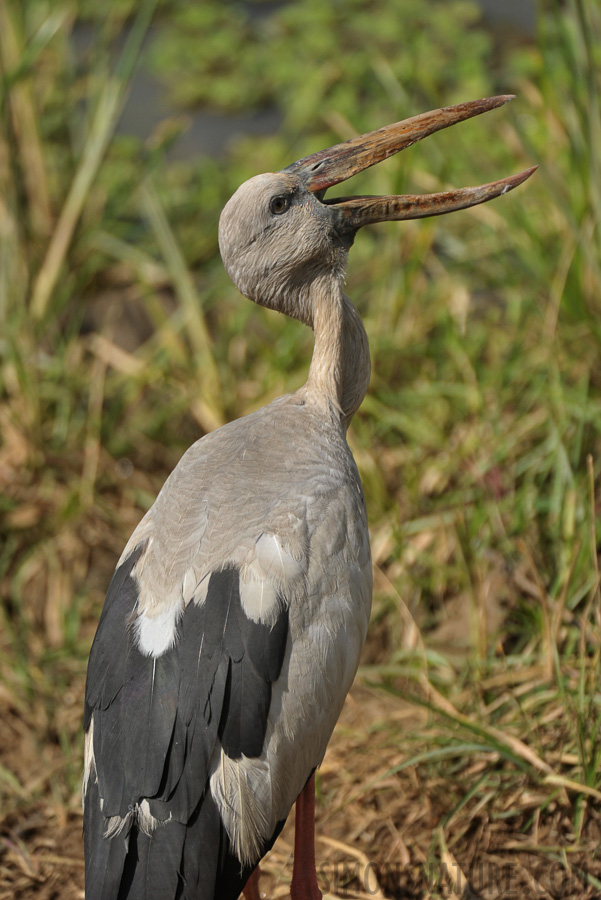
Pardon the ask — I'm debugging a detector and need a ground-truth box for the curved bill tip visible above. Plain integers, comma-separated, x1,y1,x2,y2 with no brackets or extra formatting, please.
329,165,538,231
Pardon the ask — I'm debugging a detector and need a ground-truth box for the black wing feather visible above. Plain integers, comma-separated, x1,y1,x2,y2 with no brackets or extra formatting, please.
118,817,186,900
219,654,271,758
84,776,129,900
123,648,180,799
85,543,145,728
94,692,128,818
235,593,290,683
84,553,290,899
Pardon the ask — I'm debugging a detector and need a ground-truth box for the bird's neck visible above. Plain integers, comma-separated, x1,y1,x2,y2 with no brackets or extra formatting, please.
303,278,371,429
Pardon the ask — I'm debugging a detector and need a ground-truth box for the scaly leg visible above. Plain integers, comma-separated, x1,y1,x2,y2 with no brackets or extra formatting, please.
243,866,262,900
290,773,322,900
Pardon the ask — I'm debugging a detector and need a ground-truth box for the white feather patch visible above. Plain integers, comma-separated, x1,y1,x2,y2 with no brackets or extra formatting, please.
82,717,96,805
255,532,303,581
135,604,181,657
209,749,272,865
104,812,132,839
182,567,197,602
137,799,159,835
183,568,210,606
239,563,280,624
103,801,166,841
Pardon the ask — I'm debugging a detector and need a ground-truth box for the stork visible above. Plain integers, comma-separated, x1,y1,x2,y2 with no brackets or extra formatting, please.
83,96,535,900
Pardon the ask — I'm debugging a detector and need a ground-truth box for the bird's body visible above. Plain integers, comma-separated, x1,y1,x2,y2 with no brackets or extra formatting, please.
84,388,371,899
83,96,534,899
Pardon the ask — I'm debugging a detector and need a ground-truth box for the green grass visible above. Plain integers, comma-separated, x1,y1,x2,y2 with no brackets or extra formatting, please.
1,0,600,896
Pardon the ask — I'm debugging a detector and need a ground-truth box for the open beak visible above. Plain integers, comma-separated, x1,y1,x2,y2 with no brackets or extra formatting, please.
283,96,536,232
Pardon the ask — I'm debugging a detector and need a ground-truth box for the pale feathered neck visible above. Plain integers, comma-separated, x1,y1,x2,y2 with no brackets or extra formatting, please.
300,277,371,430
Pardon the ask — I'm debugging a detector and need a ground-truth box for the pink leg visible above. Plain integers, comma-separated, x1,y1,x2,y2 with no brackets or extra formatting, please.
243,866,262,900
290,773,322,900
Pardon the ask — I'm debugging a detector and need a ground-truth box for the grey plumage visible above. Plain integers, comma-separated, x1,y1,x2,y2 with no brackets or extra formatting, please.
84,393,372,898
83,97,535,899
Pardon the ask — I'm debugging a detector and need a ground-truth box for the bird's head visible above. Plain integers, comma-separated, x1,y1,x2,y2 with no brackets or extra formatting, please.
219,96,536,326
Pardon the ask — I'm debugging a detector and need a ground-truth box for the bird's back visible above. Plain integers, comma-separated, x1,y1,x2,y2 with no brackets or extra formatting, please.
83,391,372,899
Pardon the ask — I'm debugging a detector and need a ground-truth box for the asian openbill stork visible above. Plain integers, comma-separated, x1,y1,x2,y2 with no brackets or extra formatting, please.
83,96,535,900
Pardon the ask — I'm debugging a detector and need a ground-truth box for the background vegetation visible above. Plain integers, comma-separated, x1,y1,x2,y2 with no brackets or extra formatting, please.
1,0,600,897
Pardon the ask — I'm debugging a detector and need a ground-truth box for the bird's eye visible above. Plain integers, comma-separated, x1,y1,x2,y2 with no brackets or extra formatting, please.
270,195,291,215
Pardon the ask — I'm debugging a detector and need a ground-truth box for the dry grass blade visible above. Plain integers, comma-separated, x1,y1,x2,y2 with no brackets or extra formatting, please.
420,679,554,775
543,773,601,803
438,828,475,900
139,179,224,431
0,1,53,237
0,148,22,319
36,854,85,869
88,334,145,376
318,836,387,899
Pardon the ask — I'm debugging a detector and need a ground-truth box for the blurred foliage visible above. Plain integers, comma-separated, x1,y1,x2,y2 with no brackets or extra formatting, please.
1,0,601,890
150,0,492,124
